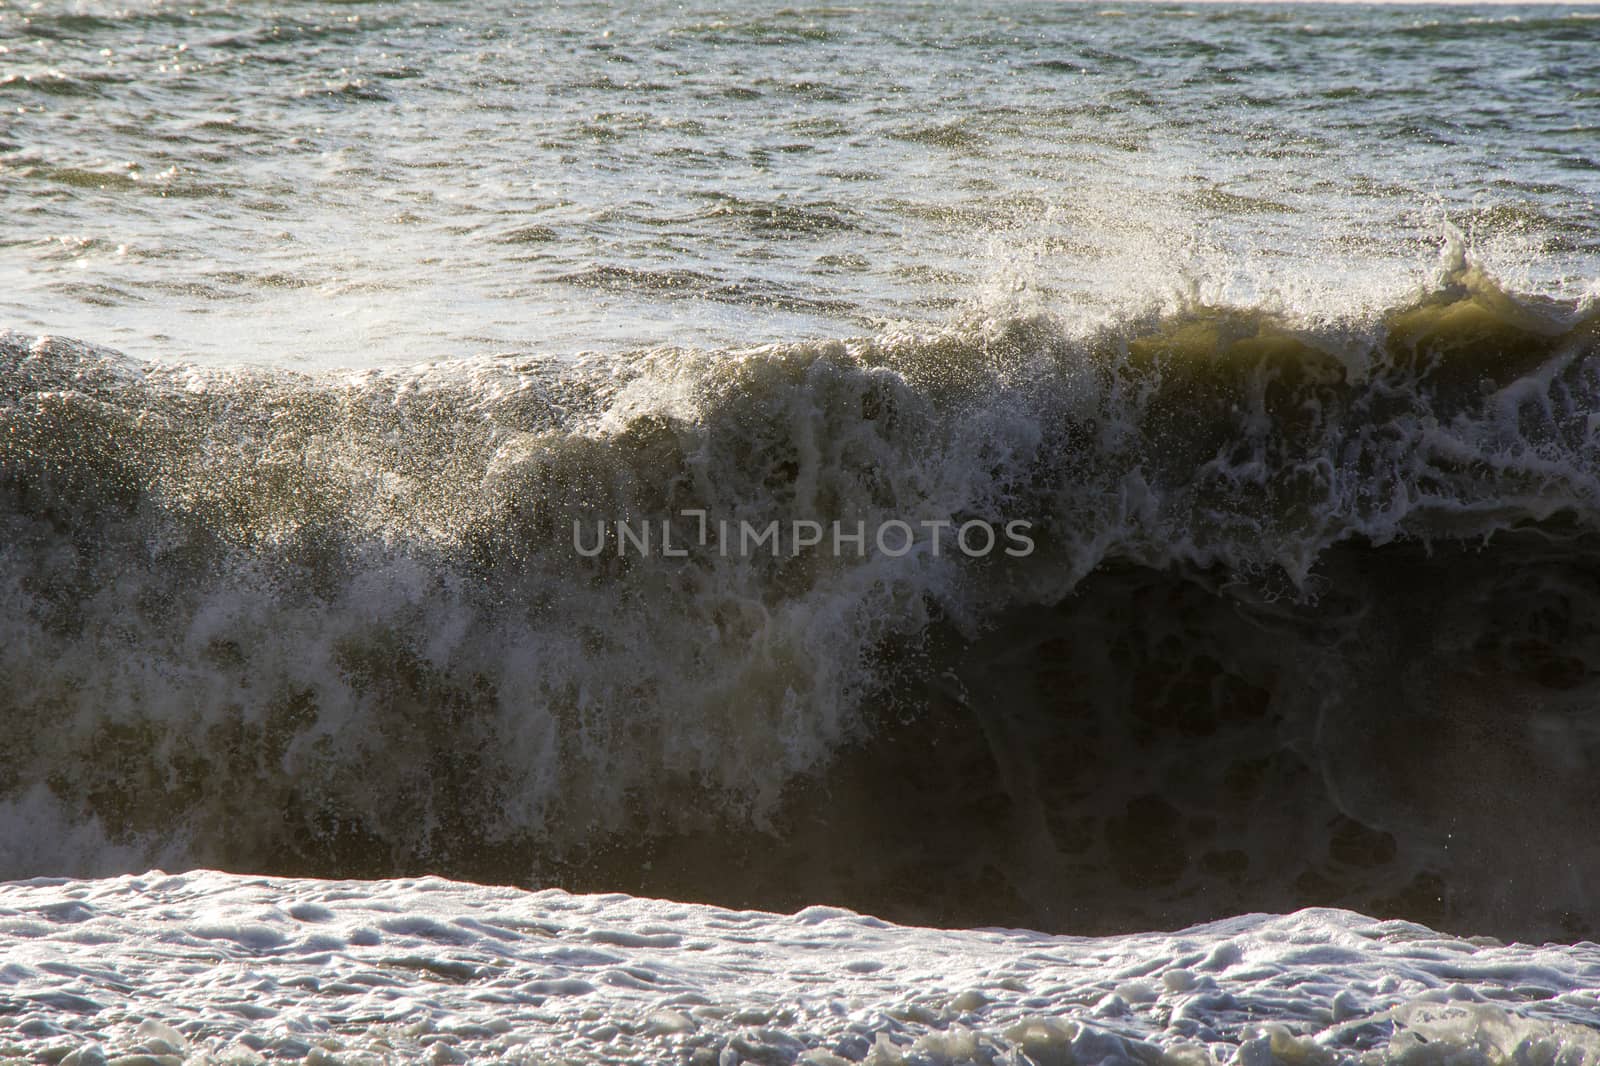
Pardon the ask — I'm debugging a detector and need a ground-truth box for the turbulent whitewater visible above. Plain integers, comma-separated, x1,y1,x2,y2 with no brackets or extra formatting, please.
6,255,1600,942
7,871,1600,1066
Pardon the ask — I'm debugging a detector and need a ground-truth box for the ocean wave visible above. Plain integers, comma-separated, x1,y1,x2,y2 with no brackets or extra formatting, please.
4,258,1600,939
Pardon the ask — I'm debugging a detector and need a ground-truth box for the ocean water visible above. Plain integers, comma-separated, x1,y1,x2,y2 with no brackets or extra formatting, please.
5,1,1600,1063
4,0,1598,364
7,870,1600,1066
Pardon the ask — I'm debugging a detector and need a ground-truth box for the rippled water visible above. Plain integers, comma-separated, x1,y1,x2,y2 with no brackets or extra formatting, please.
3,0,1598,366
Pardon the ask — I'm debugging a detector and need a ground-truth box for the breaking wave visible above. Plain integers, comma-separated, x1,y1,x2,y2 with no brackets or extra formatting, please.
5,256,1600,941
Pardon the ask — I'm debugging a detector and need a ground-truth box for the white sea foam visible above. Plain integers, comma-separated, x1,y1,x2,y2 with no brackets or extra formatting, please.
2,872,1599,1066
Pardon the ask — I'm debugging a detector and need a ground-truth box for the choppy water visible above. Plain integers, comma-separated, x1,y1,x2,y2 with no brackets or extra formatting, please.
7,4,1600,1057
2,0,1598,364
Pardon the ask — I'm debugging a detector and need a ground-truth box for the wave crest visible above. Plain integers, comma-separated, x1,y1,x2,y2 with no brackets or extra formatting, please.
4,263,1600,938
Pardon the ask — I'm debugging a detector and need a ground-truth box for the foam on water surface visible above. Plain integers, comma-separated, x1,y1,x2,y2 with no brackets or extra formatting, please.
3,872,1600,1066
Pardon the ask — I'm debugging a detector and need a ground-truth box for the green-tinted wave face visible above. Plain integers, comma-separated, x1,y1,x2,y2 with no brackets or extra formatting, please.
5,263,1600,941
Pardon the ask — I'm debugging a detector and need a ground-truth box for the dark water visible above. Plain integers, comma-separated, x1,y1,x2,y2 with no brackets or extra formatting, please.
7,260,1600,940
